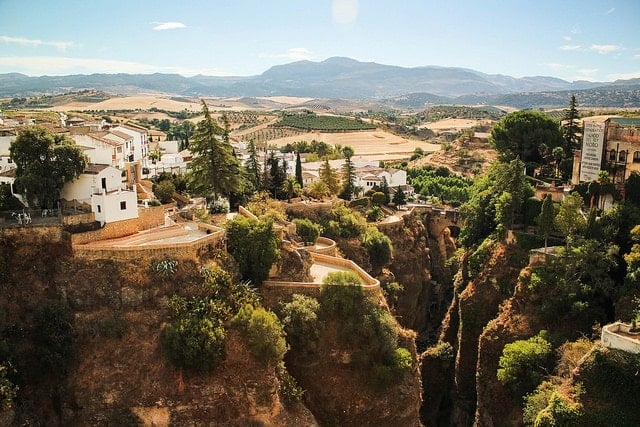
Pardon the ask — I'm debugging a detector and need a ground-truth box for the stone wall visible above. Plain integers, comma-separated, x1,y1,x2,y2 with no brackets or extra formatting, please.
601,322,640,354
72,228,226,262
69,218,140,245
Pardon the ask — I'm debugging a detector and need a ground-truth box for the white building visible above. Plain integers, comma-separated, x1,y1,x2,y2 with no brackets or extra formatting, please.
112,123,149,165
61,164,138,225
72,133,125,169
0,129,16,173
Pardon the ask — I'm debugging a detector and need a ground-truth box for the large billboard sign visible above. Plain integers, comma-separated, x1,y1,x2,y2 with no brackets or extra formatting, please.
580,121,606,182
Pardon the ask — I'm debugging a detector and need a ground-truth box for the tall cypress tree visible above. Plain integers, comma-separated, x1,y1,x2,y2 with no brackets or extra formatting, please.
339,146,356,200
295,151,303,188
538,194,555,251
246,140,262,191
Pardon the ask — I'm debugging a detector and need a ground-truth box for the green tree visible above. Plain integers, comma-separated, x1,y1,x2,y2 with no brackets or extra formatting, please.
188,101,241,201
371,191,387,206
233,304,288,366
562,95,581,150
625,172,640,207
554,193,586,247
164,312,226,372
280,294,321,356
245,140,263,192
362,226,393,271
153,179,175,204
537,194,555,251
225,215,280,284
281,175,301,203
380,176,390,204
295,151,303,187
293,218,322,244
319,158,340,195
339,146,356,200
392,187,407,206
10,126,87,208
497,332,553,398
267,151,286,199
172,120,195,150
490,111,564,173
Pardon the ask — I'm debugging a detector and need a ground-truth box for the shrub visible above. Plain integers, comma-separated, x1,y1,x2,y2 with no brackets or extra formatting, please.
153,179,175,204
497,331,553,398
322,204,366,239
371,191,387,206
209,197,230,214
366,205,384,222
234,305,288,366
293,218,322,244
276,362,305,405
280,294,321,356
0,364,17,410
226,216,280,284
150,258,178,277
362,227,393,270
164,314,226,372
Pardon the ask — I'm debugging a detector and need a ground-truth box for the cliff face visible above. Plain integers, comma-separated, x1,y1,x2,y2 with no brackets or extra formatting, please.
383,212,455,343
0,229,315,425
0,225,423,425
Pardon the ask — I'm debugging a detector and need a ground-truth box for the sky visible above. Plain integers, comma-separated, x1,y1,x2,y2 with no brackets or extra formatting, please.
0,0,638,82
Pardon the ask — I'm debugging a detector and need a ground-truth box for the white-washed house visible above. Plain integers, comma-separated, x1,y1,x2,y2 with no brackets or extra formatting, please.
112,123,149,164
61,164,137,225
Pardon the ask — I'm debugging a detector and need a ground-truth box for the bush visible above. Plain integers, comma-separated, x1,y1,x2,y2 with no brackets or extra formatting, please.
226,216,280,284
0,364,17,410
497,331,553,398
371,191,387,206
280,294,321,356
276,362,305,405
150,258,178,277
322,204,366,239
153,179,175,204
366,205,384,222
362,227,393,270
209,197,230,214
293,218,322,244
164,314,226,372
234,304,288,366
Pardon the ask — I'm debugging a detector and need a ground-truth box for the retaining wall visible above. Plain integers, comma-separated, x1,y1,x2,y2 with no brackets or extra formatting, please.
601,322,640,354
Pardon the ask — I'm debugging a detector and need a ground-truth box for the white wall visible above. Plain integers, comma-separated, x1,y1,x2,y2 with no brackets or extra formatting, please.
91,190,138,224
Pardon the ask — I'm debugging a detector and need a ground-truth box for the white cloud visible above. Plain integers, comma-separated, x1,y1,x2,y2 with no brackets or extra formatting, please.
590,44,622,54
607,71,640,81
152,22,187,31
0,35,75,51
0,56,232,76
605,8,615,15
634,54,640,60
563,36,572,41
560,45,581,51
332,0,359,25
259,48,314,61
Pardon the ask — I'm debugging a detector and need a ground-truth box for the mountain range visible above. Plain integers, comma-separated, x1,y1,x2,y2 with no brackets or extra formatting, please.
1,57,639,108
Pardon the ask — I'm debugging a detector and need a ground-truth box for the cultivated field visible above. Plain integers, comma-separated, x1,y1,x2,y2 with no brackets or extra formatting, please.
265,130,441,161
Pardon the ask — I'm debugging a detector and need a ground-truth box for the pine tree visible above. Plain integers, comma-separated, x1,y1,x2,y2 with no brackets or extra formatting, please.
187,101,240,200
562,95,581,150
245,140,262,191
380,176,390,205
392,186,406,206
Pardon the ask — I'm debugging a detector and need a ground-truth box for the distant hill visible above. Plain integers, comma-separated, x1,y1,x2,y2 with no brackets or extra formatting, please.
1,57,639,108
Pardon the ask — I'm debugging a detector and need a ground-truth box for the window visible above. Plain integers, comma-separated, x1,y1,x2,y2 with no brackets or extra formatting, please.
609,150,617,161
634,151,640,163
7,158,11,163
619,150,627,162
97,205,101,213
120,201,127,210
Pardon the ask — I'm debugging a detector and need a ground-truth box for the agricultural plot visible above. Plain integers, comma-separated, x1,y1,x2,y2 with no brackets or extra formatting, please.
274,113,376,131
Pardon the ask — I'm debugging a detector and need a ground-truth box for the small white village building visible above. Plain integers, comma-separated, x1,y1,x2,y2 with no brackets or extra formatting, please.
61,164,138,225
111,123,150,165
